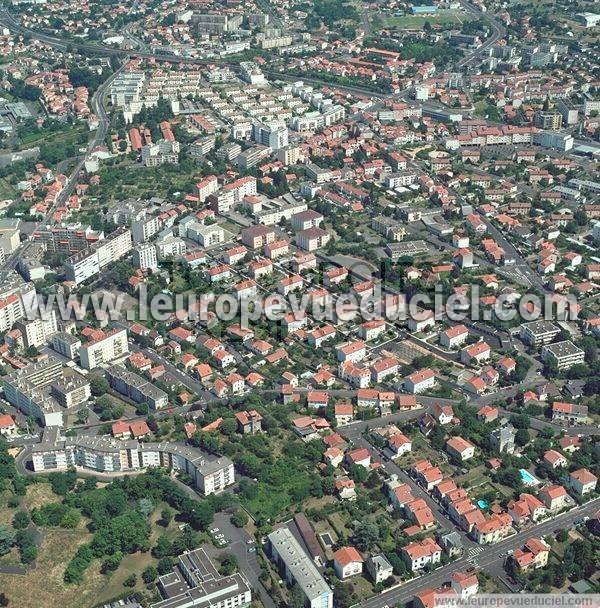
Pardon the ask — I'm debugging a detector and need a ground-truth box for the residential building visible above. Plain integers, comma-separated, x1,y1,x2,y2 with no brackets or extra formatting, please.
519,320,561,346
151,548,251,608
31,428,234,495
366,554,393,584
79,328,129,369
541,340,585,370
333,546,363,579
14,309,58,348
401,538,442,571
106,365,169,410
267,527,333,608
132,243,158,271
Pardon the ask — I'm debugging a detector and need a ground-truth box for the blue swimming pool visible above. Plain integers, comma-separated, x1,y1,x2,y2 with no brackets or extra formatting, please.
519,469,540,486
477,499,489,509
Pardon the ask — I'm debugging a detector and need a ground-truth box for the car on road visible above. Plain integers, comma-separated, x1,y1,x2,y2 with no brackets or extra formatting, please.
248,547,256,553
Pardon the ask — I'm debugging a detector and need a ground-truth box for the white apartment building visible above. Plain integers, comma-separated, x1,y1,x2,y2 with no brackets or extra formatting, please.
541,340,585,370
14,309,58,348
66,228,133,285
268,527,333,608
79,328,129,370
132,213,161,243
133,243,158,271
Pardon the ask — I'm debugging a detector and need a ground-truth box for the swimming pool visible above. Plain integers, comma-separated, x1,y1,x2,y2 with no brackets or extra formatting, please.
477,499,489,509
519,469,540,486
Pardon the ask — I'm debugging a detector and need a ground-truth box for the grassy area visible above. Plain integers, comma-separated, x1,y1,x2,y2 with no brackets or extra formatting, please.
0,528,102,608
0,481,194,608
382,12,463,29
94,504,179,605
0,178,16,200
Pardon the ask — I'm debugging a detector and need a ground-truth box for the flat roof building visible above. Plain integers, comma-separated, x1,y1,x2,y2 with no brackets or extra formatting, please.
267,527,333,608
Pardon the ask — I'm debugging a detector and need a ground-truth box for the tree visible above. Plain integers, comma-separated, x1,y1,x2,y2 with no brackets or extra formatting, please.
76,408,89,424
101,551,123,573
142,565,158,584
352,521,379,552
157,556,174,575
90,376,109,396
138,498,155,518
289,583,305,608
0,525,15,556
231,510,248,528
0,592,9,606
515,428,530,447
12,511,30,530
219,554,238,576
123,574,137,588
160,507,173,526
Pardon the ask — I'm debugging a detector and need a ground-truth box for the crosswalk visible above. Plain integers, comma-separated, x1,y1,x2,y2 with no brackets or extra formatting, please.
466,546,485,566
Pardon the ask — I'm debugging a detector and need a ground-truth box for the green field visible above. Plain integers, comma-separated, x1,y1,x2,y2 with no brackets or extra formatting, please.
382,11,464,29
0,178,16,200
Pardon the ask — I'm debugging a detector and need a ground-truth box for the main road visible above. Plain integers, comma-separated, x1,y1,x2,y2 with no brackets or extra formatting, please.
358,497,600,608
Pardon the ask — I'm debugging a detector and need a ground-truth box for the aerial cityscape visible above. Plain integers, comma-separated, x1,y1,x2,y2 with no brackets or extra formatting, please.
0,0,598,606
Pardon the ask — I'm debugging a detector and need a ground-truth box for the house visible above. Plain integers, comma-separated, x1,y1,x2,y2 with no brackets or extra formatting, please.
388,433,412,457
401,537,442,571
307,391,329,409
440,325,469,348
413,460,443,490
308,324,336,348
397,395,418,410
498,356,516,375
434,404,454,425
569,468,598,496
370,357,399,383
389,483,415,510
559,436,581,454
451,571,479,599
346,448,371,469
406,499,435,529
366,554,393,585
539,484,570,512
335,477,357,501
359,319,386,341
335,340,367,363
333,546,363,580
334,403,354,426
0,414,17,436
213,349,235,369
543,449,567,469
408,309,435,332
474,513,513,544
405,368,436,394
552,402,589,425
446,437,475,461
324,447,344,468
507,494,547,525
511,538,550,572
476,406,498,423
235,410,263,434
277,274,303,296
460,341,491,365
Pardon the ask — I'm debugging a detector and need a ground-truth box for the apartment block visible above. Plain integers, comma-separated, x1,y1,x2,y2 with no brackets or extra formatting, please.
32,428,235,495
106,364,169,410
79,328,129,370
268,527,333,608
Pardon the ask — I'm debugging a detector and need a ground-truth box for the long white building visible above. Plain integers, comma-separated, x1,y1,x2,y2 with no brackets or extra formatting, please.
31,429,235,495
268,527,333,608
